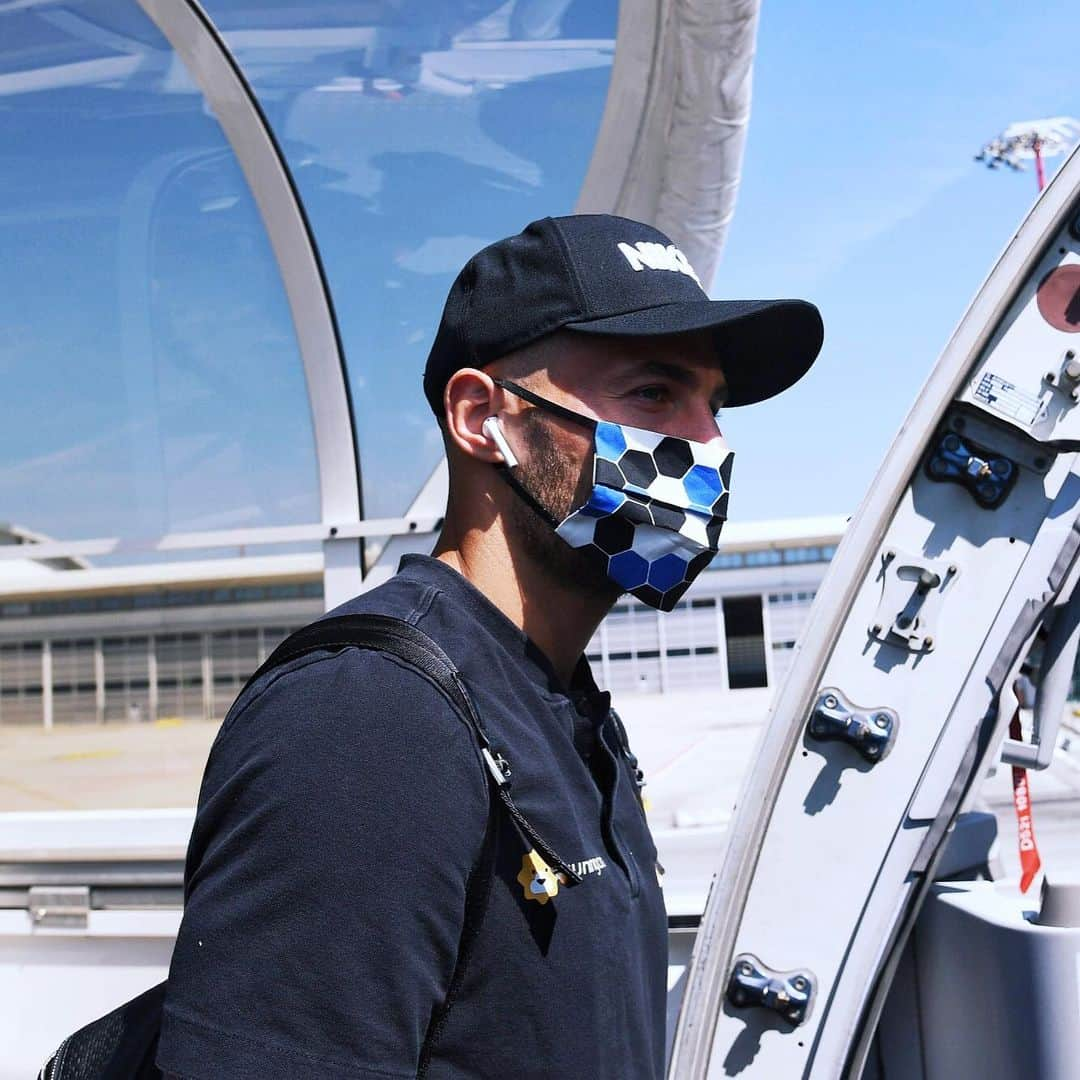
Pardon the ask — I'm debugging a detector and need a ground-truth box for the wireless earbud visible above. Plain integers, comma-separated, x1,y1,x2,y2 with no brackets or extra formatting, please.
482,416,519,468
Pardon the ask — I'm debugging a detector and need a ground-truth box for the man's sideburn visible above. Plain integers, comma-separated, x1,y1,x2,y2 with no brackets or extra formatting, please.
507,406,622,604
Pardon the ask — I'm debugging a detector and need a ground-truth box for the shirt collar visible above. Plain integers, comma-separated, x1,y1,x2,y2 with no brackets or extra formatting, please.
396,553,599,702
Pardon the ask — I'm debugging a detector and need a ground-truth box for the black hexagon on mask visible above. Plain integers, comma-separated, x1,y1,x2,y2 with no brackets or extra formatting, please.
619,449,658,488
594,457,626,490
651,504,687,532
653,437,694,478
592,514,636,555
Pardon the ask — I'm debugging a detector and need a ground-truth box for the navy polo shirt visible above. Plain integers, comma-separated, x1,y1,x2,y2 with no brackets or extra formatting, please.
158,555,668,1079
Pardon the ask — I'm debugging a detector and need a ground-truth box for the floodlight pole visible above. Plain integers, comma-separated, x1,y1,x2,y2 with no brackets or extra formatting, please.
1033,136,1046,192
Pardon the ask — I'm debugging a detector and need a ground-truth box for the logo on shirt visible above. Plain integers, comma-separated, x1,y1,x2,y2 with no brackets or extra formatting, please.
518,850,561,905
565,855,607,879
617,240,702,287
517,851,609,905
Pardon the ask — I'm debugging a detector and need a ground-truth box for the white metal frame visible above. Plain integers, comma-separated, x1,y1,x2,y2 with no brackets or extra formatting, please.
135,0,365,609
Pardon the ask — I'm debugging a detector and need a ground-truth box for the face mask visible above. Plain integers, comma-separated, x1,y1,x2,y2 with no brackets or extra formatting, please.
486,379,733,611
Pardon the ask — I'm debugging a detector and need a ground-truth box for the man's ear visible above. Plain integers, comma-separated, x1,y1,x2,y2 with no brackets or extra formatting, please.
443,368,508,463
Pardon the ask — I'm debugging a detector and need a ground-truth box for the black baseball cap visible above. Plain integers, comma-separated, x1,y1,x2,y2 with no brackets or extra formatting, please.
423,213,823,414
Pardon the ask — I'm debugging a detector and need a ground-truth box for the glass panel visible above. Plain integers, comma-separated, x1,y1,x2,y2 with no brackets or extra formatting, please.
0,641,43,725
102,636,151,723
0,1,319,555
155,632,206,723
0,3,616,818
0,2,325,814
50,639,97,725
210,627,260,718
201,0,620,519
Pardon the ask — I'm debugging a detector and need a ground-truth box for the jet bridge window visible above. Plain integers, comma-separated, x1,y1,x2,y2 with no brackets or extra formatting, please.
0,1,320,565
0,1,324,809
198,0,619,523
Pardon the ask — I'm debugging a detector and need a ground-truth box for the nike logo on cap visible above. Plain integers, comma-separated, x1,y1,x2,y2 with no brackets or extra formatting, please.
617,240,701,287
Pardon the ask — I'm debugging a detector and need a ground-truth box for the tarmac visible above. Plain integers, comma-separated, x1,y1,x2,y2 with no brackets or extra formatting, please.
0,689,771,817
2,690,1078,896
0,717,217,812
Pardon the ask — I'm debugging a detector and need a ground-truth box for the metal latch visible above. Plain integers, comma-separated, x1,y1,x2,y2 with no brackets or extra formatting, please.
926,430,1017,508
869,549,958,652
481,747,512,785
1002,574,1080,771
727,954,816,1026
807,688,898,763
1042,350,1080,404
28,885,90,929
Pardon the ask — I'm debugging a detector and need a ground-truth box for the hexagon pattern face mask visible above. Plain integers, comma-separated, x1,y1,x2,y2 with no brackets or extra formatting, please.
492,379,733,611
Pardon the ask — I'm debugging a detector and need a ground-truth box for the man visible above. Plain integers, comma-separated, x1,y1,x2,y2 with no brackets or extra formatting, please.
157,214,822,1079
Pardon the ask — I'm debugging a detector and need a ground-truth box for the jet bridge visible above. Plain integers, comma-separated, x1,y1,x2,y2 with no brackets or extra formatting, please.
0,1,761,1074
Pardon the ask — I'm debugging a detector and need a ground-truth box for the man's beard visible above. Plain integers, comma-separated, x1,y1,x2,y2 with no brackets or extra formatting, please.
507,411,622,604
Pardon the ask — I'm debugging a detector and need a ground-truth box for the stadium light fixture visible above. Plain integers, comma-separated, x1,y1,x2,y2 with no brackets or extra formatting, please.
976,116,1080,192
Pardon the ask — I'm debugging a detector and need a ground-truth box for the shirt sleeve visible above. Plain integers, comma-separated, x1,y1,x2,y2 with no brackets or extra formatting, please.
156,649,490,1080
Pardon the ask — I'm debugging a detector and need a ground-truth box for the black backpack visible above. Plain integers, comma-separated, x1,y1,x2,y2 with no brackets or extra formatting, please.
39,613,583,1079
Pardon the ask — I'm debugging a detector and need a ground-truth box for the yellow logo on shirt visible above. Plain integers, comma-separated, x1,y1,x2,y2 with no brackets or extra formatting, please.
517,850,561,905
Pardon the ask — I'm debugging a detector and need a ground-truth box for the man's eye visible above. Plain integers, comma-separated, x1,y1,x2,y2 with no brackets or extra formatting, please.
633,385,671,404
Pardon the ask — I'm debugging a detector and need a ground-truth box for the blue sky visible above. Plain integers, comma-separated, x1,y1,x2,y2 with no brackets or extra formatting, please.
3,0,1076,548
713,0,1077,522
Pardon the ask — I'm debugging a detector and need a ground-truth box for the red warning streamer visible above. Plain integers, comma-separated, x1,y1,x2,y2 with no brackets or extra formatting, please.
1008,710,1042,893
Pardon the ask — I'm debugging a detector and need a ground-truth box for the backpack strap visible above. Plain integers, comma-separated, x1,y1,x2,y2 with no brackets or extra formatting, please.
256,614,583,887
256,613,583,1074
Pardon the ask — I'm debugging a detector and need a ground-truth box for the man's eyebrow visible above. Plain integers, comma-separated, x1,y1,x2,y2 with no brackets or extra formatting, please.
632,359,696,386
625,359,728,403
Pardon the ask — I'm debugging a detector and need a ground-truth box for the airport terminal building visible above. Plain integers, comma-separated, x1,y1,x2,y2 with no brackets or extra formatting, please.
0,516,843,727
